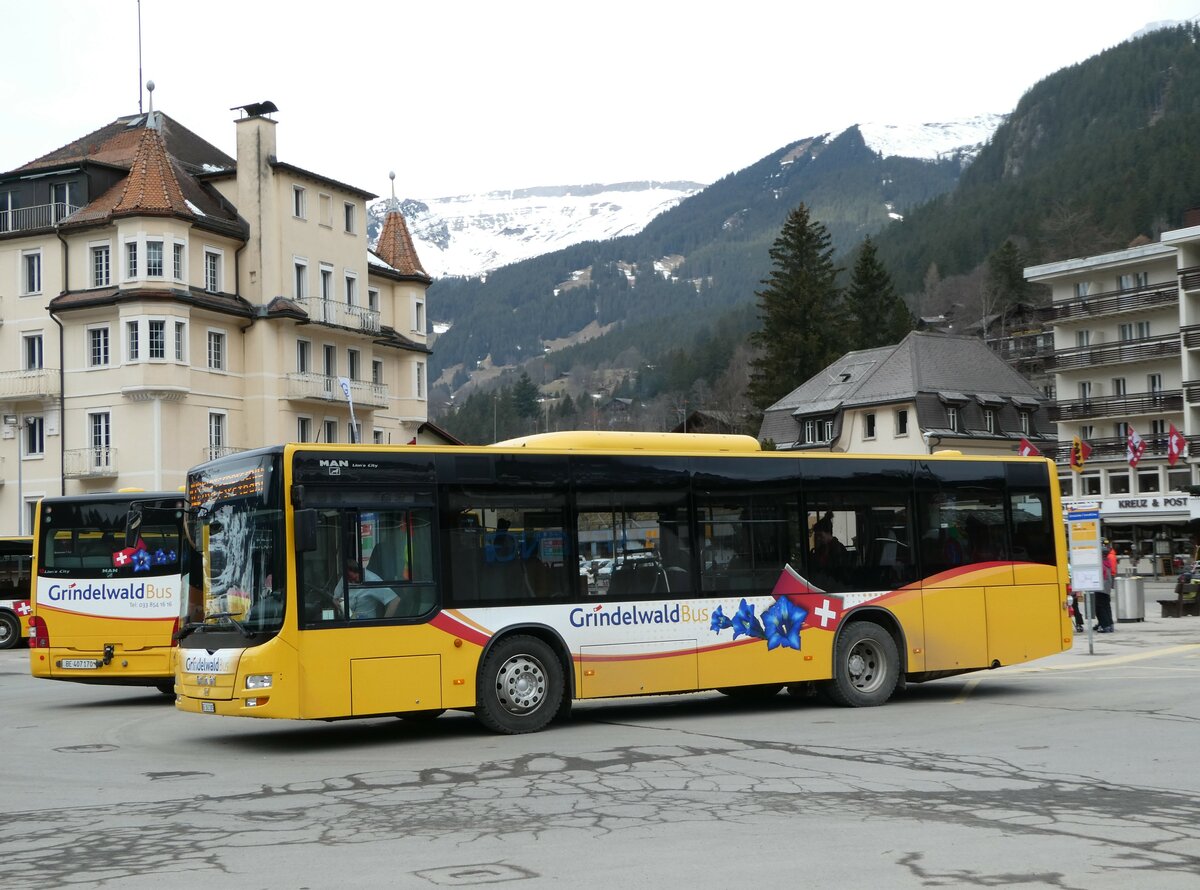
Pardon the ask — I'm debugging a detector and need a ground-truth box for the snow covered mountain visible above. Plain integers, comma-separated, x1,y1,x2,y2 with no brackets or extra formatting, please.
857,113,1006,162
367,181,702,279
367,116,1005,280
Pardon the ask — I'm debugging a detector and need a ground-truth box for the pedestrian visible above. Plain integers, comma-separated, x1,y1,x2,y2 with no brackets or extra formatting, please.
1095,541,1117,633
1069,582,1084,633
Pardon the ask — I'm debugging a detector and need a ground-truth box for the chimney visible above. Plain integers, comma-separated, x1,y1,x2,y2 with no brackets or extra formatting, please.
232,103,279,303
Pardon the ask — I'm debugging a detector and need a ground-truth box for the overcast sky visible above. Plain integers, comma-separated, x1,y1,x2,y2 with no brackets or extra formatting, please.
3,1,1198,199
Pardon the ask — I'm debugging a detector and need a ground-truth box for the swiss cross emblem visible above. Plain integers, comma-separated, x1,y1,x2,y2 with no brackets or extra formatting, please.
15,601,31,616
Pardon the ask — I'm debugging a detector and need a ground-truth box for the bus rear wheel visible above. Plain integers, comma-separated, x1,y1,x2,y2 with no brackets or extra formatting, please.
823,622,899,707
0,612,20,649
476,635,563,734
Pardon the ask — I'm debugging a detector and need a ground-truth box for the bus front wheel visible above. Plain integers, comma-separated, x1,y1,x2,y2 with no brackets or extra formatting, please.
824,622,898,707
476,635,564,734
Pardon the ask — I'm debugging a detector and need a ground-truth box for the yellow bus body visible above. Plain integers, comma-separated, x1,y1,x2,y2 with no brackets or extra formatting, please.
175,437,1070,728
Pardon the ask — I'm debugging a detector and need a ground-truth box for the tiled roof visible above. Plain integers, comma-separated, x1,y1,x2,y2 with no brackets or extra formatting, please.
11,112,234,175
111,125,192,217
59,119,245,235
374,208,431,281
50,285,254,318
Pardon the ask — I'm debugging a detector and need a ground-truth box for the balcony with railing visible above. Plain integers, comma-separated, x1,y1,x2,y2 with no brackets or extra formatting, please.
1046,435,1175,465
0,369,61,401
1040,284,1178,323
285,372,389,408
1180,265,1200,292
1049,390,1183,422
63,447,117,479
1045,334,1180,371
986,334,1054,363
0,202,80,234
298,298,381,334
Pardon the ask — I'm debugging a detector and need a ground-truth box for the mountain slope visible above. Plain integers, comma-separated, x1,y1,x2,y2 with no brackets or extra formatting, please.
427,123,976,382
872,22,1200,292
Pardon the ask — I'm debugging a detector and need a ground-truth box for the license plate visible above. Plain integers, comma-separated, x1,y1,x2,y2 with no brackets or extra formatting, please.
201,702,216,713
59,659,101,670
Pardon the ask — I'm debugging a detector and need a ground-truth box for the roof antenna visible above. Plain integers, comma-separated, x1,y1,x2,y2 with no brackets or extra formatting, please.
137,0,144,114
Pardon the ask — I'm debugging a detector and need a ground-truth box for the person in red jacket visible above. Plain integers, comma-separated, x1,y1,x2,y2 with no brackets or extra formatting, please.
1095,542,1117,632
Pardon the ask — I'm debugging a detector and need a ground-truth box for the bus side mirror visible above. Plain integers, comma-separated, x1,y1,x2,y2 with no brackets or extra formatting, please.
124,505,144,549
295,509,317,553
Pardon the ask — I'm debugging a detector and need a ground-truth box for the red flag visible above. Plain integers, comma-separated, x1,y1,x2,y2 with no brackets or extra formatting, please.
1127,426,1146,468
1069,436,1092,472
1168,423,1187,466
1018,438,1041,457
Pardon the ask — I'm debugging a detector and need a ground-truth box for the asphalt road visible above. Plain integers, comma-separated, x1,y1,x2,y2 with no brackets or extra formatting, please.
1,611,1198,889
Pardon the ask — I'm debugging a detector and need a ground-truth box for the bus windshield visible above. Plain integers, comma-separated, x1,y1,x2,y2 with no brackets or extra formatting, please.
186,453,286,639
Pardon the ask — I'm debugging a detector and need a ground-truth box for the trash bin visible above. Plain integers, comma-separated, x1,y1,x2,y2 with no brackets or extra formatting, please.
1115,576,1145,623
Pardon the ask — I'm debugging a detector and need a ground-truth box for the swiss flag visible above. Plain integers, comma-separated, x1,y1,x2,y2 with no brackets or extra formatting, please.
1168,423,1187,466
1018,438,1041,457
770,565,843,630
1127,426,1146,468
112,547,135,568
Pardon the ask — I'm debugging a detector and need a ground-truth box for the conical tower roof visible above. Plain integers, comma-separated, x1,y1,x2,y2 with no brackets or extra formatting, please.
375,203,429,280
109,121,193,218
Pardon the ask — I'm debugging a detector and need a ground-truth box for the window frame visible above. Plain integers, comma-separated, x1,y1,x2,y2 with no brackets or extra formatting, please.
207,328,227,371
293,185,307,219
87,325,111,368
21,249,42,295
90,242,111,288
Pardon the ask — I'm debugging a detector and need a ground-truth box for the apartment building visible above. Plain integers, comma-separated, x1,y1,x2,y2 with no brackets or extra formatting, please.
0,104,432,534
758,331,1055,454
1027,225,1200,569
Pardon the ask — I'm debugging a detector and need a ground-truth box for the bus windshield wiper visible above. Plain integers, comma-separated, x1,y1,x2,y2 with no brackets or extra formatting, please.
200,611,256,639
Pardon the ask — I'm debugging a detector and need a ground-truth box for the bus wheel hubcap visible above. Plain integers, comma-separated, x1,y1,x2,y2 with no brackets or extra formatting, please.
847,643,880,691
496,654,546,715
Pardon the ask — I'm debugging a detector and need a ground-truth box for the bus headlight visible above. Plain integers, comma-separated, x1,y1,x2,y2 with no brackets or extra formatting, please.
246,674,273,689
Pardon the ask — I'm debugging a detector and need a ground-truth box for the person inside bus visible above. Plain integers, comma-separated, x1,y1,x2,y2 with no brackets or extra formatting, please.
809,512,849,588
334,559,400,619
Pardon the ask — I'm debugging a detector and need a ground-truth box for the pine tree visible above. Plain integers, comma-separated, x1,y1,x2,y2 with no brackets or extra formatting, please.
982,239,1033,331
747,204,845,411
511,372,541,423
845,237,912,349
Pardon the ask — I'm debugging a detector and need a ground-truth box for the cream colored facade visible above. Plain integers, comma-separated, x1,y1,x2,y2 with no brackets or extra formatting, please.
0,109,431,534
1026,227,1200,565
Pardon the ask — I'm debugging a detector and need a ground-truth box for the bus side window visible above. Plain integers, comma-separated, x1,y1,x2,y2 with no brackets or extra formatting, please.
442,493,570,605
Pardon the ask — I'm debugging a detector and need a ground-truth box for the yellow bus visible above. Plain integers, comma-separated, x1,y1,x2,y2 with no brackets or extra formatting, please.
0,536,34,649
29,492,189,693
175,433,1070,733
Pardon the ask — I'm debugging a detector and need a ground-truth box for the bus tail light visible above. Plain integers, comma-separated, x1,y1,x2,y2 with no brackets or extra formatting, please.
29,616,49,649
170,617,180,646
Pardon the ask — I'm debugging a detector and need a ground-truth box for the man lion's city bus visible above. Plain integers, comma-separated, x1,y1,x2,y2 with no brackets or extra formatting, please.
0,536,34,649
175,433,1070,733
29,492,189,692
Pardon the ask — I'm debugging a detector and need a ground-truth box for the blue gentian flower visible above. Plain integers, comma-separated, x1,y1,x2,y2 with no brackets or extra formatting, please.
153,549,169,565
762,597,807,651
131,549,152,572
710,604,732,633
731,598,765,640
